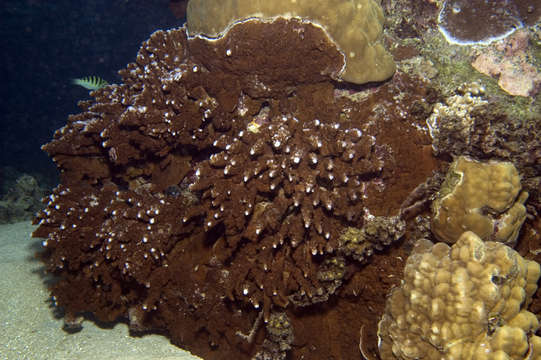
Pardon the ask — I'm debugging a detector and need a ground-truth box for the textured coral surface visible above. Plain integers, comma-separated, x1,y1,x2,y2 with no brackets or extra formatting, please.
379,231,541,359
33,17,438,359
186,0,396,84
431,156,528,246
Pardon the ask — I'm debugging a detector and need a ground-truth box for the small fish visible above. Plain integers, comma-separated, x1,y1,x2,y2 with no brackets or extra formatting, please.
71,76,109,90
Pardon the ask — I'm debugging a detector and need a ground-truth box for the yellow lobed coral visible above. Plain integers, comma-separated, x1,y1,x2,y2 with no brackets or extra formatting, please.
186,0,395,84
378,231,541,359
431,156,528,246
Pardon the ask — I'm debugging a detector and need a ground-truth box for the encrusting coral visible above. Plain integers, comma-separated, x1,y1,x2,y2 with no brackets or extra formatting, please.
471,30,541,97
186,0,396,84
437,0,523,45
378,231,541,359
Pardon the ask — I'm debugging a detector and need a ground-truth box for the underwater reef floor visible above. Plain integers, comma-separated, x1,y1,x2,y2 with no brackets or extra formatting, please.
0,221,200,360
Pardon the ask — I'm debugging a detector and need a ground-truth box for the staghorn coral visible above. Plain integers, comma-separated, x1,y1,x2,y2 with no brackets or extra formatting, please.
34,182,199,321
32,14,437,359
185,100,384,312
186,0,395,84
378,231,541,359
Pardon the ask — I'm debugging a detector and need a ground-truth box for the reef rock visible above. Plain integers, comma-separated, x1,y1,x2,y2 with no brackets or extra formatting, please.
338,214,405,262
426,82,487,155
0,174,46,224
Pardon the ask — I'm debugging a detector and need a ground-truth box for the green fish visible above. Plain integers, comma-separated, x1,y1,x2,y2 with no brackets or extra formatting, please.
71,76,109,90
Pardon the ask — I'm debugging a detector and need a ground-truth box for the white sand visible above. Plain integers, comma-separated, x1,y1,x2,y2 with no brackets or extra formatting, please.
0,221,202,360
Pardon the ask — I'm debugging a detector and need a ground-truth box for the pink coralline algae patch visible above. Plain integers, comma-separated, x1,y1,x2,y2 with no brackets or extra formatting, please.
471,30,541,97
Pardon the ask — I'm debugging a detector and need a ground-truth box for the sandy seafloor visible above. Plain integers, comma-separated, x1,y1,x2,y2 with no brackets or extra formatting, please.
0,221,202,360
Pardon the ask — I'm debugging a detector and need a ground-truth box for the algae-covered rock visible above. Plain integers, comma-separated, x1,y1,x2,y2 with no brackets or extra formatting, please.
338,215,405,262
427,82,488,155
0,174,46,224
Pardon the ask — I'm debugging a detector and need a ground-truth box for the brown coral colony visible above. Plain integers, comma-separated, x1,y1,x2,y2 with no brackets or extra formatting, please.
32,14,442,359
39,18,376,307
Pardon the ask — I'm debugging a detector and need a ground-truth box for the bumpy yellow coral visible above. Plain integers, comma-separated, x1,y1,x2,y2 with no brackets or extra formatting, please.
186,0,395,84
378,231,541,359
431,156,528,246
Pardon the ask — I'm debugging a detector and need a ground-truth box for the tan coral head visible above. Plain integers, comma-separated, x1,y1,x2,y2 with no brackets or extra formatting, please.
186,0,395,84
431,156,528,246
377,231,541,359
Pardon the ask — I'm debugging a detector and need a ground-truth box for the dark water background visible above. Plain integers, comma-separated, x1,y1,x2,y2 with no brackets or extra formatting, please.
0,0,183,191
